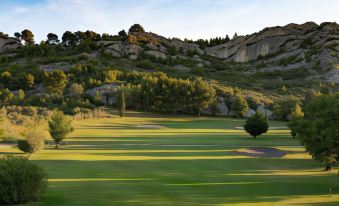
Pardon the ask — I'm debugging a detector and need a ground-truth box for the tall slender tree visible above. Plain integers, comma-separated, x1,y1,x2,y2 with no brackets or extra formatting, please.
118,86,126,117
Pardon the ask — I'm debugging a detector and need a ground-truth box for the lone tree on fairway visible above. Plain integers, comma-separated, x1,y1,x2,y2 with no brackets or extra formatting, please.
48,110,74,148
244,111,269,138
295,93,339,171
118,86,126,117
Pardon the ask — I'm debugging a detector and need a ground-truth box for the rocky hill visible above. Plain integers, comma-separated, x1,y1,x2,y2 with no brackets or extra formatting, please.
96,22,339,83
1,21,339,84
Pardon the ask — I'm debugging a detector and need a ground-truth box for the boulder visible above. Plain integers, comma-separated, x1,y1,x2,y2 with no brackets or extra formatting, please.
129,55,138,60
0,37,21,54
145,50,167,59
196,63,204,68
104,49,121,58
123,44,143,56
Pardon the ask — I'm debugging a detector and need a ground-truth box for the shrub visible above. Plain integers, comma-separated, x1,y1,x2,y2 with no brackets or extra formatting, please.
17,125,45,158
48,110,74,148
0,156,48,204
244,111,269,138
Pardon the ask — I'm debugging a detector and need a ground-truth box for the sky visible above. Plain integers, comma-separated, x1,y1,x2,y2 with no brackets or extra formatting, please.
1,0,339,41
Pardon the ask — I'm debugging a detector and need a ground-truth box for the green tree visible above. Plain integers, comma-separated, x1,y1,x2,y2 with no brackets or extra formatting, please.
48,110,74,148
295,93,339,170
273,98,299,120
118,30,127,37
231,95,249,117
47,33,59,45
287,103,304,138
14,32,21,39
129,24,145,33
43,70,67,96
1,71,11,88
0,89,14,106
21,29,34,45
244,111,269,138
17,89,25,102
62,31,78,46
23,73,35,90
93,91,103,105
69,83,84,98
118,86,126,117
193,78,216,116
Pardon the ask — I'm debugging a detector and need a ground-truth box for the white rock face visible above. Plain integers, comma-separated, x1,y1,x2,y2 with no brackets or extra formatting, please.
0,37,21,54
204,22,339,63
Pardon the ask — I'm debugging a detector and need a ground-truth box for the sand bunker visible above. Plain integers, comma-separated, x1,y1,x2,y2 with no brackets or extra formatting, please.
0,143,14,149
235,126,288,130
237,147,286,158
135,125,167,129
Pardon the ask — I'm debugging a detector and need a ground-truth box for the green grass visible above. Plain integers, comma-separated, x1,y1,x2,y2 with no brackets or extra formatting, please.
2,113,339,206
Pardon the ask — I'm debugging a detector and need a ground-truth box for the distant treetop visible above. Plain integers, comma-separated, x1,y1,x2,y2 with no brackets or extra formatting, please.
129,24,145,33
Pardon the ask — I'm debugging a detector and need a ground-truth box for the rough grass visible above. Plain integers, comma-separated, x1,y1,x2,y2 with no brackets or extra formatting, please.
1,113,339,206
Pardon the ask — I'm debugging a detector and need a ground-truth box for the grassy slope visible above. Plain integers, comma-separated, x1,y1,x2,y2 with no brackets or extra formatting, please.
2,113,339,206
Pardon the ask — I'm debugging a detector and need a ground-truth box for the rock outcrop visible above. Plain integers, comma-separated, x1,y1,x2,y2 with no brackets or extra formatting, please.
205,22,339,63
86,84,119,105
0,37,21,54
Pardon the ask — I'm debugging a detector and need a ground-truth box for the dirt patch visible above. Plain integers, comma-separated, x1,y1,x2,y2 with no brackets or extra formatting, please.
135,125,167,129
237,147,286,158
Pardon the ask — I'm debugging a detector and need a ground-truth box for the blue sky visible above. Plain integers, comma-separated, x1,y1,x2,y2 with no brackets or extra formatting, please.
1,0,339,41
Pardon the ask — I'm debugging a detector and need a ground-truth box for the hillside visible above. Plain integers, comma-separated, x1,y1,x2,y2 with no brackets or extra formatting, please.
0,22,338,118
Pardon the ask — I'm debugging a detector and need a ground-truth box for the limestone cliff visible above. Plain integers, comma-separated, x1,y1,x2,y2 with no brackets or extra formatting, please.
204,22,339,63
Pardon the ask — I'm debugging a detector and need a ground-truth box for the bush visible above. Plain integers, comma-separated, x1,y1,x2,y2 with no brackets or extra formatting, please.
17,125,45,158
244,111,269,138
0,156,48,204
17,140,31,153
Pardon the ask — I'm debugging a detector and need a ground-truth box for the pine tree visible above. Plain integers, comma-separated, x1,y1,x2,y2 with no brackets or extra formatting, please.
48,110,74,148
118,86,126,118
244,111,269,138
